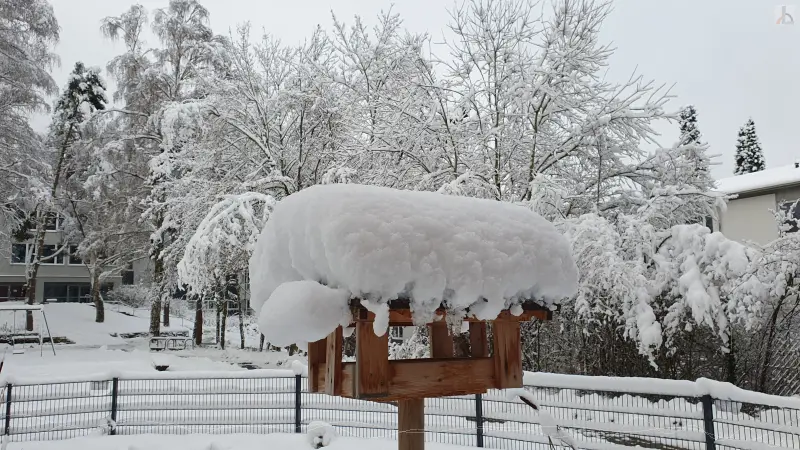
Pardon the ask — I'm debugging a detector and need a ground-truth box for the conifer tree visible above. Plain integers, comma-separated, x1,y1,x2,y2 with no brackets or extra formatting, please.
678,105,714,191
734,118,766,175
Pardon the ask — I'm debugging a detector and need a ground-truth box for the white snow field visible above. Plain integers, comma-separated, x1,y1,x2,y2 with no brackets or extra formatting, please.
4,433,478,450
250,184,578,346
0,302,303,381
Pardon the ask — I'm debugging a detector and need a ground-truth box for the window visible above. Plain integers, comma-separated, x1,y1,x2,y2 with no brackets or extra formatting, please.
68,246,83,265
780,200,800,233
44,212,63,231
2,284,26,301
0,286,8,302
390,327,404,342
10,244,28,264
121,264,134,285
41,245,65,265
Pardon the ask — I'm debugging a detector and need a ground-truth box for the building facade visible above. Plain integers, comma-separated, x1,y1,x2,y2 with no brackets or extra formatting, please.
0,214,131,303
715,164,800,244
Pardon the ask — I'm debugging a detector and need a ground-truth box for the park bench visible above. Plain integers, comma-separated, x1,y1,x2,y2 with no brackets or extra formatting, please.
149,336,194,351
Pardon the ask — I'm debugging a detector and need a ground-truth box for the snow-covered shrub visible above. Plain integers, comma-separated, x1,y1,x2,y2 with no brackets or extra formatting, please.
306,421,337,448
105,284,156,308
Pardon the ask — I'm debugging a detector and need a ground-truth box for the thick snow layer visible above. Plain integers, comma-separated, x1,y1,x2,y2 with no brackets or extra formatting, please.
715,164,800,195
0,302,188,346
258,281,352,347
250,184,578,338
5,433,478,450
307,421,338,448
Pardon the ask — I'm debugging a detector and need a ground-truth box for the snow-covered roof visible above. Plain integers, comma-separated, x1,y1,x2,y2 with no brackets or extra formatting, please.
715,164,800,195
249,184,578,346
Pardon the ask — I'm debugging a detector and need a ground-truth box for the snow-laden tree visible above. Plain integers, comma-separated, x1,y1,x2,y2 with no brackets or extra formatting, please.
21,62,106,330
61,116,150,323
178,193,274,348
0,0,59,237
734,118,766,175
100,0,228,335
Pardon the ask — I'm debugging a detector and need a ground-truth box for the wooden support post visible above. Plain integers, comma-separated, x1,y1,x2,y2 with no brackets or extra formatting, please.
325,327,343,395
429,321,453,358
307,338,327,392
492,320,522,389
355,320,389,398
398,398,425,450
469,322,488,358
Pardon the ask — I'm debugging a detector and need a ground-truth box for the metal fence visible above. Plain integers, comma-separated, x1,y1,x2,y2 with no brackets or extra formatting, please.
1,373,797,450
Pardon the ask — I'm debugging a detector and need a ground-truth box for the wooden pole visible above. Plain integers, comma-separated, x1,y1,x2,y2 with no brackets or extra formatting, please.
398,398,425,450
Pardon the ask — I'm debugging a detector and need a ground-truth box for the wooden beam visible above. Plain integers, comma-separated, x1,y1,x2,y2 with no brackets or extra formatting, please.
355,319,390,398
398,398,425,450
307,338,327,392
314,358,493,401
428,321,453,358
324,327,343,396
469,322,488,358
492,320,522,389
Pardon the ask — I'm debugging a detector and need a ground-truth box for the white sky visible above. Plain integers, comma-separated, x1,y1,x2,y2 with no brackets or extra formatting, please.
38,0,800,179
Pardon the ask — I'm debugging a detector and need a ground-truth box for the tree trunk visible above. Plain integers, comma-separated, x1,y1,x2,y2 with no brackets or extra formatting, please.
238,301,245,350
215,293,221,345
25,221,47,331
194,295,203,346
163,299,170,327
725,332,736,384
259,333,265,352
25,121,76,331
220,299,228,350
150,295,161,336
758,299,784,392
92,268,104,323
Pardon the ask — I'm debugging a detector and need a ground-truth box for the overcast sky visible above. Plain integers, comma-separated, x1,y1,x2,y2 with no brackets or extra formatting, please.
39,0,800,179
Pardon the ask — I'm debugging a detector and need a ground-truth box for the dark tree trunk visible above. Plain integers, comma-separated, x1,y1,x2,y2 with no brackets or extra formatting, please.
725,332,737,384
194,295,203,346
92,269,104,323
215,297,221,345
758,299,784,392
150,296,161,336
163,300,170,327
259,334,265,352
220,299,228,350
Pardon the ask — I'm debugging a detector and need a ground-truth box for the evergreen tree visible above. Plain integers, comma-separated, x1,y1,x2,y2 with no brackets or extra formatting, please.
677,105,715,191
734,118,766,175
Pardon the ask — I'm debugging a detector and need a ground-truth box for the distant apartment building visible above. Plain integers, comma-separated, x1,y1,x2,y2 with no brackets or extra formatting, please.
0,213,134,303
715,164,800,244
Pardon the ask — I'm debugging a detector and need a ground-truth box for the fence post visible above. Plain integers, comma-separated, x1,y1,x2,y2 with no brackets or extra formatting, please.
475,393,484,448
4,384,11,437
295,375,302,433
700,395,716,450
110,378,119,435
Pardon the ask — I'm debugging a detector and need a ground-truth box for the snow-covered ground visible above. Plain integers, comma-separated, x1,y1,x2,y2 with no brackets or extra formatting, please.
0,303,303,381
5,433,474,450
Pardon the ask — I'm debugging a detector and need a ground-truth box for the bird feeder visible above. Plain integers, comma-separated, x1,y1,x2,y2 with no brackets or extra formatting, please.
305,299,552,450
248,183,577,450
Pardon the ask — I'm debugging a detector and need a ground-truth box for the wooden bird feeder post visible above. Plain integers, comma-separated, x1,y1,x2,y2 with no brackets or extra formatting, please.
306,299,553,450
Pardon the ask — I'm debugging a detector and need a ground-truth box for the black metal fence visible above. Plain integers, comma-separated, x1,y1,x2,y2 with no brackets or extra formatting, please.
1,373,797,450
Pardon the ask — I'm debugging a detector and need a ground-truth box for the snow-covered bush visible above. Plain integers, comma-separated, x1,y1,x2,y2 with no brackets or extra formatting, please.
306,421,337,449
105,284,157,308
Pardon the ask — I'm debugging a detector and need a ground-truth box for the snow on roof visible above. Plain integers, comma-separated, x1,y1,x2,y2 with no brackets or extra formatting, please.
715,164,800,195
249,184,578,345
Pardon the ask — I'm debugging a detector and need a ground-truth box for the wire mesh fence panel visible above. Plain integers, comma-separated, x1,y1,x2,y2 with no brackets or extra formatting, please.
8,380,112,441
116,377,297,435
713,400,800,450
481,386,707,450
0,375,797,450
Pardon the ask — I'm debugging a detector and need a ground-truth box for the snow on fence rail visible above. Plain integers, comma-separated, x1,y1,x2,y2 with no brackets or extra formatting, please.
0,372,796,450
